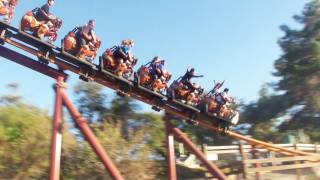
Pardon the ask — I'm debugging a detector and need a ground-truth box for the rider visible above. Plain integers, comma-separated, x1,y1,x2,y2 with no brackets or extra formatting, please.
215,88,233,107
149,56,166,81
180,67,204,90
113,39,135,65
77,19,96,51
33,0,55,23
1,0,18,23
208,81,224,96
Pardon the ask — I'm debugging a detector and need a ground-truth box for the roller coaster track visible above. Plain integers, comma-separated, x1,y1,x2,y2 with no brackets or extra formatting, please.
0,20,319,163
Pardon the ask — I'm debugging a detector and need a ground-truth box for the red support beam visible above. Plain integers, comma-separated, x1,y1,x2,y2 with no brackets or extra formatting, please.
168,121,227,180
49,76,64,180
0,45,68,79
61,91,124,180
164,115,177,180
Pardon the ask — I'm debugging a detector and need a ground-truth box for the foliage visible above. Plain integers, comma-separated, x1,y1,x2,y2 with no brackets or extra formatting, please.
74,82,108,123
241,1,320,142
0,101,51,179
72,82,166,179
4,2,320,177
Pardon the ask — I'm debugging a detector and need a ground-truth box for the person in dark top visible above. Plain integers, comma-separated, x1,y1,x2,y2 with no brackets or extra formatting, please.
113,39,134,64
149,57,166,81
180,67,204,90
34,0,54,22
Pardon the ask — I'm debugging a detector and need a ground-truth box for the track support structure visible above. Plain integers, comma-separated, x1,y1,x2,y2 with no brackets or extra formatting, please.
49,76,65,180
48,77,124,180
164,114,228,180
164,114,177,180
1,21,319,179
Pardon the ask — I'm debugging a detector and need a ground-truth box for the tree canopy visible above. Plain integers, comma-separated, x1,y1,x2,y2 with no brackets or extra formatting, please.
241,0,320,142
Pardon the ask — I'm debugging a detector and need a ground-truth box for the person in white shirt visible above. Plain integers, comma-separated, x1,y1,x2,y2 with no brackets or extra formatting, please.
215,88,233,106
77,19,96,48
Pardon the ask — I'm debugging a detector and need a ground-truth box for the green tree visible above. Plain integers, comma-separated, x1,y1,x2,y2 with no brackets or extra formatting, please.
71,82,166,179
0,83,81,179
0,83,22,105
74,82,108,123
0,102,51,179
241,1,320,142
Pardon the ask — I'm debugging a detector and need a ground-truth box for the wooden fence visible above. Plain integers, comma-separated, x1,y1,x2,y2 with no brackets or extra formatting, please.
202,143,320,179
203,143,320,155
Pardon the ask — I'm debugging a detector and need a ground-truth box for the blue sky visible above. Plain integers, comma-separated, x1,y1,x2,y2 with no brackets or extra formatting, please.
0,0,309,111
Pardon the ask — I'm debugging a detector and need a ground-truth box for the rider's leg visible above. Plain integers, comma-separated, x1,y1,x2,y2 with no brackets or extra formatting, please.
76,37,87,58
185,81,193,90
37,23,49,39
151,73,158,82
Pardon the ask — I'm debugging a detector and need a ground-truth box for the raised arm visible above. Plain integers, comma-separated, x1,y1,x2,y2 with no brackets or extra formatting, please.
193,74,204,78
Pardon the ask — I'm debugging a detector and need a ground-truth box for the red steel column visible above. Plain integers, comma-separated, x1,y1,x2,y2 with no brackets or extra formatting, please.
50,76,64,180
164,115,177,180
169,122,227,180
61,91,124,180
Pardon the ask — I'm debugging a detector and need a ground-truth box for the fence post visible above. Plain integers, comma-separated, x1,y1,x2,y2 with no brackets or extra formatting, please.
267,141,275,167
239,143,247,179
251,145,261,180
269,150,275,167
202,144,208,158
294,144,301,180
179,143,185,157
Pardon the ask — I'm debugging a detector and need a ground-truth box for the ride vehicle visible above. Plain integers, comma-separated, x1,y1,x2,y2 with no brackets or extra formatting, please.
136,59,172,93
20,7,62,42
200,94,239,123
167,79,204,107
199,84,239,129
62,26,101,62
100,43,137,79
0,0,18,23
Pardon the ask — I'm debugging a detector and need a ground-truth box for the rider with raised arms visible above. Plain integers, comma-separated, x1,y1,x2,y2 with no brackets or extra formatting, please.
180,67,204,90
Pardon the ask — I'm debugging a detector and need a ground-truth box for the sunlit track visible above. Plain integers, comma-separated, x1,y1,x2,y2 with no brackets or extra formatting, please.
0,20,319,161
